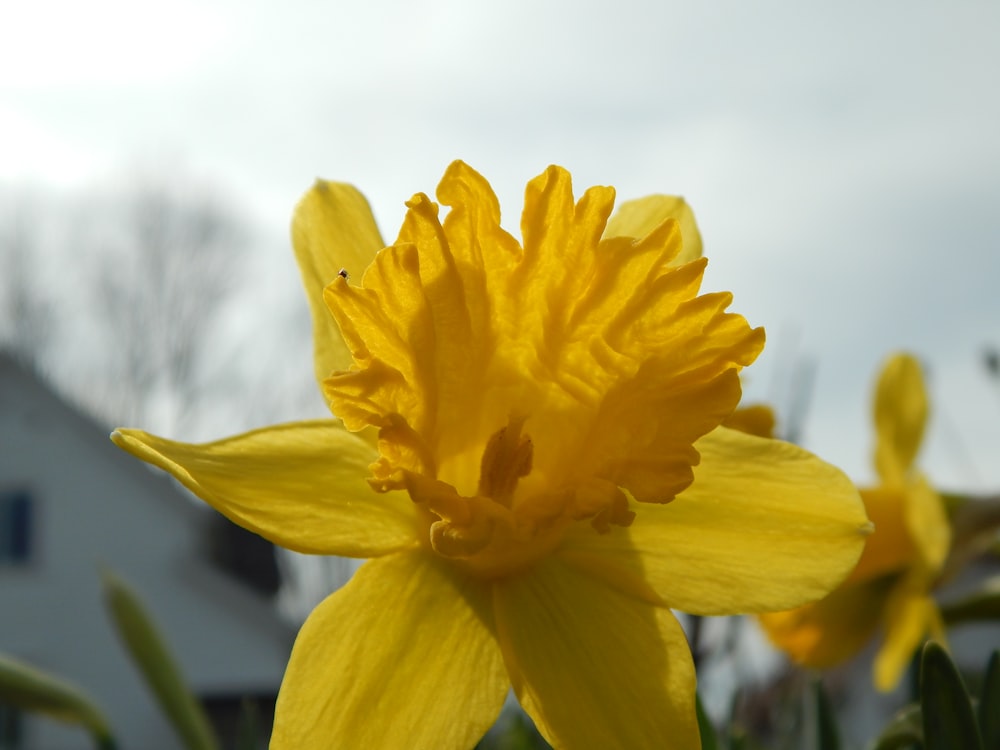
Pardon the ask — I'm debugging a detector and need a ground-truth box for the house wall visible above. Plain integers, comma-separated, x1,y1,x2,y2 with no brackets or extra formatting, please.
1,360,295,749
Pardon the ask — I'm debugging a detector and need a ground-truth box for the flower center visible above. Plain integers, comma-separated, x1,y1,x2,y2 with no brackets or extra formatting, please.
476,414,533,508
401,415,634,579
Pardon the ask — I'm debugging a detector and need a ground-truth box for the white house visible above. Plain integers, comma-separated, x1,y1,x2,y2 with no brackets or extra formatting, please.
0,352,296,749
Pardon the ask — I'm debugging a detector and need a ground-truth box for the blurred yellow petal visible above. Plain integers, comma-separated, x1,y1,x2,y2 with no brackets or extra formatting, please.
874,579,941,691
560,427,870,614
273,551,508,749
758,575,895,668
111,421,418,556
723,403,777,438
495,557,698,750
604,194,703,264
758,351,958,690
873,353,928,486
904,475,951,572
847,487,917,583
292,179,386,391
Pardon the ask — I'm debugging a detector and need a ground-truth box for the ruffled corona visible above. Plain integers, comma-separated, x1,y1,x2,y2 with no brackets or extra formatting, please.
322,162,764,575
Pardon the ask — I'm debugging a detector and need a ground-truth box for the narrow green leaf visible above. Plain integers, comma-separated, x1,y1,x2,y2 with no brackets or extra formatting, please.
979,650,1000,748
0,652,116,749
727,728,748,750
509,713,552,750
814,679,841,750
235,697,260,750
696,692,718,750
865,704,921,750
100,568,219,750
920,641,983,750
940,576,1000,625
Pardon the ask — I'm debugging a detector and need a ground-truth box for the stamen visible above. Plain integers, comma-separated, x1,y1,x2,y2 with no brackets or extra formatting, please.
403,415,633,572
477,415,533,506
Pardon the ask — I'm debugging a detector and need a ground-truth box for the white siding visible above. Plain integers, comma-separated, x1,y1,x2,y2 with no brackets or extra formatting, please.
1,356,294,749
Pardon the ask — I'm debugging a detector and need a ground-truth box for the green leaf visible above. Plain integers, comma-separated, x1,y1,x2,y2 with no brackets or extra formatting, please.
979,650,1000,748
940,576,1000,625
920,641,982,750
813,679,841,750
865,704,921,750
100,568,219,750
0,652,116,749
235,698,261,750
696,692,718,750
727,728,748,750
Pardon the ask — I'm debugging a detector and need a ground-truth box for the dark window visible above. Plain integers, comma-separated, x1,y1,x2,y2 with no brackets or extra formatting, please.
0,702,24,748
0,490,33,564
206,512,281,596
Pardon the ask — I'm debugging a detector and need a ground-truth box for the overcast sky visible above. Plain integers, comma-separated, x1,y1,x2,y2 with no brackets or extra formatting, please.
3,0,999,491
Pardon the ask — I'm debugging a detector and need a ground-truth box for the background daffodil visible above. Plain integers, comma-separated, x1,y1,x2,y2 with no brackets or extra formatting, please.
759,352,950,692
113,162,870,749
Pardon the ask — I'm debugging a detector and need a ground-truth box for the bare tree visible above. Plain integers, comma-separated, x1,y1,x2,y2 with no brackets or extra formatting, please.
2,175,353,617
0,193,54,369
82,177,246,433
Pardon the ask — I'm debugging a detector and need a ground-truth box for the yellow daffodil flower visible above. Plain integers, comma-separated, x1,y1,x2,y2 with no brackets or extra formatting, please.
759,353,950,692
113,162,870,749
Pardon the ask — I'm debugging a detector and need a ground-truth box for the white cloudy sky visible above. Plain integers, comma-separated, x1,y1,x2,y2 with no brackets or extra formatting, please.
3,0,999,491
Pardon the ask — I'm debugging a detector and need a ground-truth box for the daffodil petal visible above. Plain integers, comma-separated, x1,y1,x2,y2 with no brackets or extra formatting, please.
292,179,386,390
757,574,895,668
848,487,918,583
111,420,418,556
874,579,941,691
904,475,951,572
494,557,698,750
873,353,928,485
272,551,508,749
723,403,777,439
560,427,870,614
604,194,703,264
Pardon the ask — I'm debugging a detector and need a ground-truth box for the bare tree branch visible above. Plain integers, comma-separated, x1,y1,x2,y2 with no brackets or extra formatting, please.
0,193,54,369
